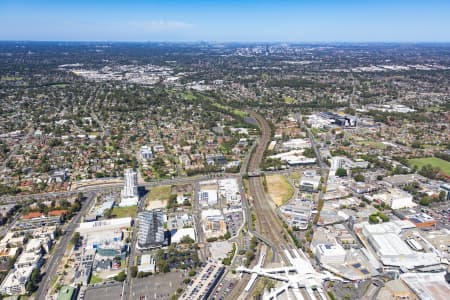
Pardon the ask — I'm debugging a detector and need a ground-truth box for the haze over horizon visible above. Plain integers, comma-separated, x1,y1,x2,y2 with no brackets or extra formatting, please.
1,0,449,43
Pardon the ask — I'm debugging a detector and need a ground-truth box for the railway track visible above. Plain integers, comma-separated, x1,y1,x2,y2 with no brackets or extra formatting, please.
246,111,294,263
226,111,294,300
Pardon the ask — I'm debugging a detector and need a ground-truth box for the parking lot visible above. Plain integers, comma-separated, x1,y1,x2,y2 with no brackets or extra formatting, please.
212,278,236,300
425,203,450,229
130,271,185,299
84,282,123,300
225,212,243,237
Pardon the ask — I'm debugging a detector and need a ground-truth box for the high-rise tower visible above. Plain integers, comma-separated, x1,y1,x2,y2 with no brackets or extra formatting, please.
120,168,139,207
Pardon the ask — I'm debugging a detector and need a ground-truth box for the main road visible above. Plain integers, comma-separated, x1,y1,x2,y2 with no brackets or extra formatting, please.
35,191,97,300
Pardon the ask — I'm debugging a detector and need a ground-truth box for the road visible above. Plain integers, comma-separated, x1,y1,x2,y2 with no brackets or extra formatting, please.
123,188,147,300
295,112,329,201
193,181,210,261
0,174,224,204
35,191,97,300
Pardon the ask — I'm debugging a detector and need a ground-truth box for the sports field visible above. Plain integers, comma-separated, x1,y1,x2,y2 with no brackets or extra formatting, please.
408,157,450,176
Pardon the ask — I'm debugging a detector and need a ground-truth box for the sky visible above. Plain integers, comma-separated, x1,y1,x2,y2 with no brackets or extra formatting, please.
0,0,449,42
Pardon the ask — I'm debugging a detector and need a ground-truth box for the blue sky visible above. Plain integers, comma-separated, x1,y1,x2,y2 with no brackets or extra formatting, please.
0,0,449,42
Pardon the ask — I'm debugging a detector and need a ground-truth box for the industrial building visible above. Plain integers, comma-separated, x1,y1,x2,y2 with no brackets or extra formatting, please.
138,254,156,273
400,272,450,300
314,243,347,265
57,285,78,300
369,188,416,210
281,138,311,150
360,222,440,270
404,212,437,228
198,180,219,207
170,228,196,244
218,178,241,205
201,209,227,238
300,175,321,192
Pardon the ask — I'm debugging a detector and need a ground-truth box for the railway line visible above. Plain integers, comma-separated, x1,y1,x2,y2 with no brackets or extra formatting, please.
225,111,295,300
246,111,294,263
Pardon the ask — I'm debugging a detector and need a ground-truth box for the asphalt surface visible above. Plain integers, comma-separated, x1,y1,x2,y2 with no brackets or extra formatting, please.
123,189,148,300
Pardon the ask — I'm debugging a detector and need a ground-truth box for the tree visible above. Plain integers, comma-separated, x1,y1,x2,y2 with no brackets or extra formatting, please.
419,164,440,179
30,268,41,283
354,173,365,182
130,266,138,278
303,148,316,158
114,271,126,282
369,215,379,224
335,168,347,177
157,259,170,273
180,235,194,244
420,197,431,206
70,232,80,245
439,191,447,202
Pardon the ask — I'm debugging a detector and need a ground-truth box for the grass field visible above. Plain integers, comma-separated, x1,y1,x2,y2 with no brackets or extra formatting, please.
284,96,295,104
408,157,450,176
146,185,172,205
111,206,137,218
266,175,294,206
289,172,300,180
89,273,103,284
357,140,387,149
1,76,23,81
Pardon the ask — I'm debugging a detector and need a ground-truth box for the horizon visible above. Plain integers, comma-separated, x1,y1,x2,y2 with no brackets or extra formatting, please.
1,0,449,42
1,40,450,45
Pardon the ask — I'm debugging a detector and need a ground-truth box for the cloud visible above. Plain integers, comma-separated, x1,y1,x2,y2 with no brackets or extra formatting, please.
128,20,195,31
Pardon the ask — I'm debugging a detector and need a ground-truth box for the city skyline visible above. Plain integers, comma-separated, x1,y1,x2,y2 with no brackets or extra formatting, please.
0,0,450,42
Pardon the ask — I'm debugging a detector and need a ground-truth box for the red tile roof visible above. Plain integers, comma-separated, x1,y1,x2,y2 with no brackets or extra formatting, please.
21,212,43,220
48,210,68,216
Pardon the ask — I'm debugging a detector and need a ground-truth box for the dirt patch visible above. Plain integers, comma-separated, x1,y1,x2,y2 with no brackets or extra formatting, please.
266,174,294,206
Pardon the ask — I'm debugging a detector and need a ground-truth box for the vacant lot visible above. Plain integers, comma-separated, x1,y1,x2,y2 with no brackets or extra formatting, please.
408,157,450,176
266,175,294,206
146,185,172,207
111,206,137,218
357,140,387,149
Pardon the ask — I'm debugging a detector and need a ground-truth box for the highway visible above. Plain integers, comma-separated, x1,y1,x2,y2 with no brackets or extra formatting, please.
35,191,97,300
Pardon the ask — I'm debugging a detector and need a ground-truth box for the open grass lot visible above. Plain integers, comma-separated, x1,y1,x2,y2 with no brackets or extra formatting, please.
1,76,23,81
146,185,172,206
266,174,294,206
408,157,450,176
111,205,137,218
357,140,387,149
284,96,295,104
89,273,103,284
